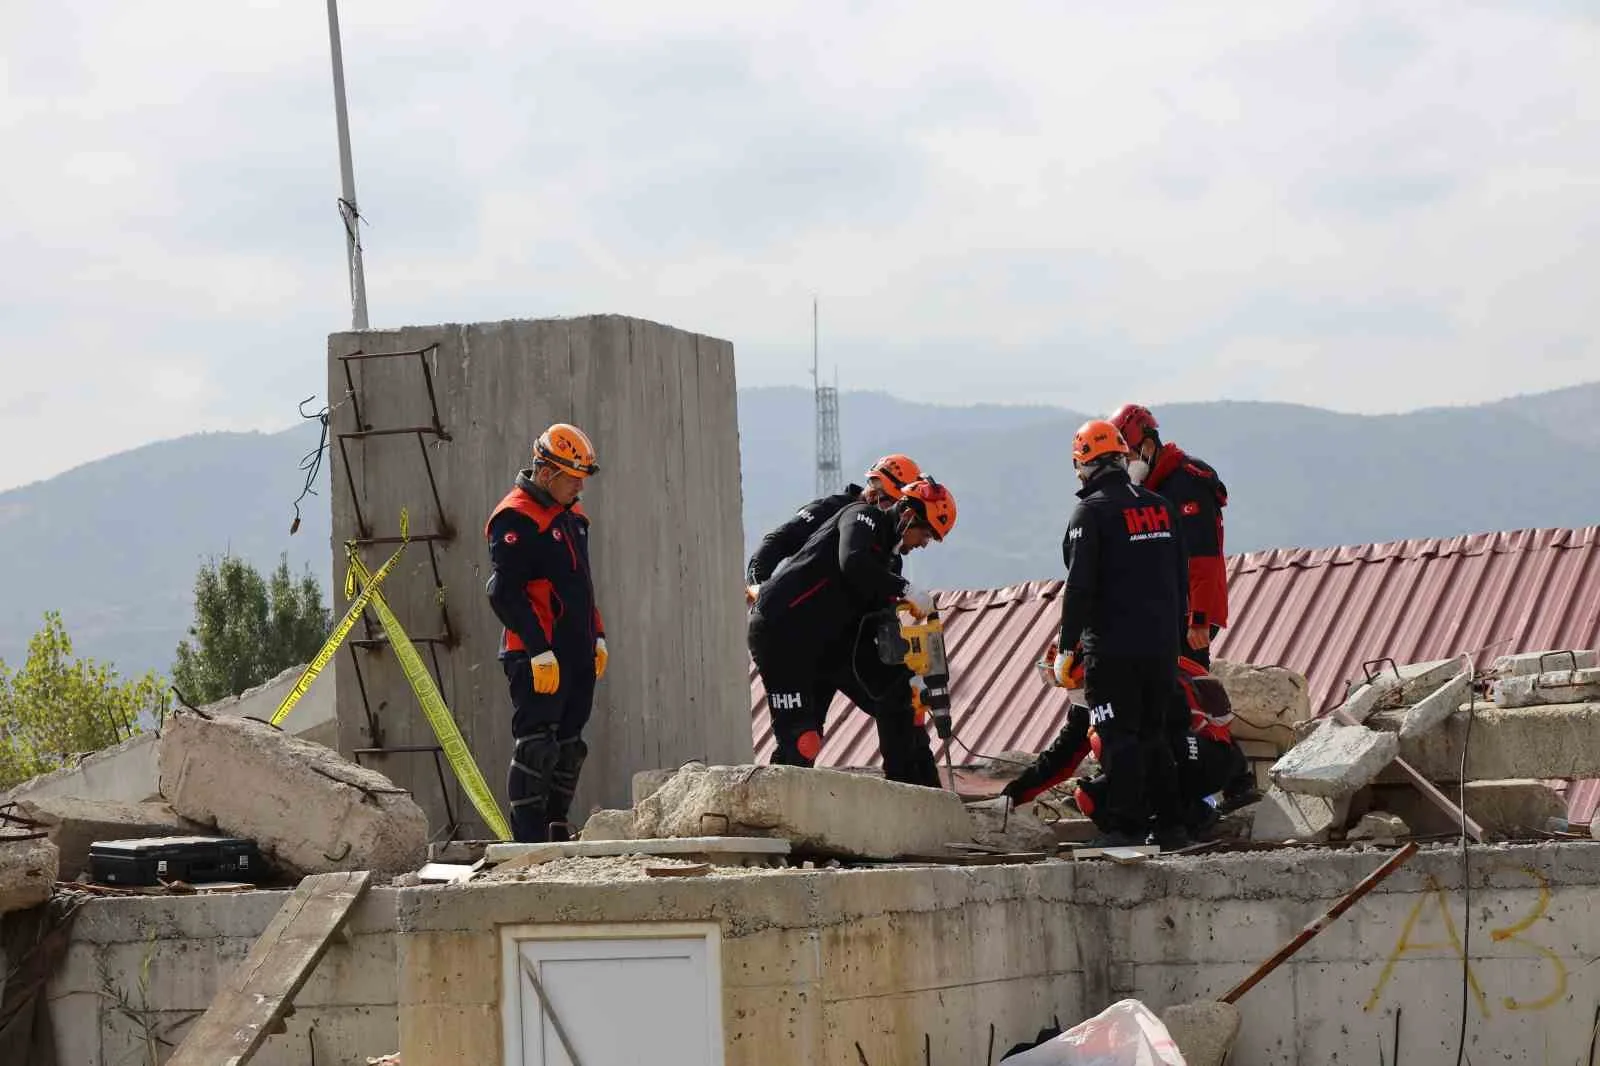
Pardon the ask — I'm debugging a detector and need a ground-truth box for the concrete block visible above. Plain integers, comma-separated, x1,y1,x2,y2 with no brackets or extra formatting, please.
0,731,160,807
1398,668,1472,739
399,1003,501,1064
1251,787,1349,843
0,835,57,913
398,930,499,1006
1496,668,1600,708
1208,660,1310,749
1159,1001,1240,1066
578,808,636,841
1370,701,1600,782
1347,811,1410,842
158,710,427,876
1335,659,1463,724
1464,780,1566,836
633,764,699,806
13,795,204,880
630,764,975,859
1494,649,1598,677
1270,724,1398,798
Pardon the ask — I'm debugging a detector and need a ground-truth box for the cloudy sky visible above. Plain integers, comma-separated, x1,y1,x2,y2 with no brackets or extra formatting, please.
3,1,1597,490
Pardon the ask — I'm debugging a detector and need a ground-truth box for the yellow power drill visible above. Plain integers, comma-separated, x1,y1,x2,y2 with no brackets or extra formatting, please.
876,605,954,741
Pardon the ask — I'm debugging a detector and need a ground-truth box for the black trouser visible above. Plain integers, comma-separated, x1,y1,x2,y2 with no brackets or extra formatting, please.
1081,653,1183,835
751,612,939,787
1172,732,1249,829
503,649,596,843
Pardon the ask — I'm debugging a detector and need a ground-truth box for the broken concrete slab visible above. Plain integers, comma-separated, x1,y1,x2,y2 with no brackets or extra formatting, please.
12,796,204,880
1370,702,1600,782
485,836,790,867
1336,659,1465,724
1251,787,1350,843
632,763,702,807
631,764,975,860
1160,1001,1240,1066
1208,660,1310,749
1494,649,1598,677
0,731,160,808
1495,668,1600,709
1347,811,1410,842
159,711,427,877
1367,780,1565,839
578,809,636,842
0,835,57,913
1399,668,1473,740
1271,724,1398,798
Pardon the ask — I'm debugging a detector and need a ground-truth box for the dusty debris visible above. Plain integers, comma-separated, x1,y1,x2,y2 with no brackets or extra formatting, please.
0,834,58,914
632,764,973,860
1347,811,1410,843
486,854,775,883
159,711,427,877
967,798,1058,852
1160,1001,1241,1066
1271,723,1398,798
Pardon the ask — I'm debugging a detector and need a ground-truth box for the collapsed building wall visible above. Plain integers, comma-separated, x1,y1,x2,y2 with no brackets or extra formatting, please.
44,842,1600,1065
327,316,749,835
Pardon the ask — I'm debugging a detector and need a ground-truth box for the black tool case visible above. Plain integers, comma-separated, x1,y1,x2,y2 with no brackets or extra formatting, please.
88,835,266,886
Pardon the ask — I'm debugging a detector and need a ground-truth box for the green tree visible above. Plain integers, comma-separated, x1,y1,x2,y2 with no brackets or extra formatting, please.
171,554,331,705
0,612,169,789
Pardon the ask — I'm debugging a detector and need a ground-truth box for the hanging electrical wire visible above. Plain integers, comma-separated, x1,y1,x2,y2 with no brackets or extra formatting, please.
289,395,332,535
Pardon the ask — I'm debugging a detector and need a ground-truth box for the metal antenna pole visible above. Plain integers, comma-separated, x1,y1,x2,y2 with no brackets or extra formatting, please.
326,0,369,330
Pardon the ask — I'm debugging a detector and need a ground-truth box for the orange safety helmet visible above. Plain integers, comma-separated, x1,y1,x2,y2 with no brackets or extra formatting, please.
533,423,599,478
865,453,922,499
900,477,957,540
1108,403,1159,452
1072,419,1130,464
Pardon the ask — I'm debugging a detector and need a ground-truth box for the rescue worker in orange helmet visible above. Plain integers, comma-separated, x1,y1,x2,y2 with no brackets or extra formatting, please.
484,423,607,843
749,478,955,779
1107,403,1229,667
1036,420,1190,849
744,454,923,604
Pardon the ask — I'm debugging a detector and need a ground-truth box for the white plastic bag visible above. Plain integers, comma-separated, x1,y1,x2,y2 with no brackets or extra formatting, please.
1001,999,1187,1066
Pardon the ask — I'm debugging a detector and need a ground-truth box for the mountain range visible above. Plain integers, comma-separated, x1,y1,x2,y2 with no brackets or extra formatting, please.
2,381,1594,677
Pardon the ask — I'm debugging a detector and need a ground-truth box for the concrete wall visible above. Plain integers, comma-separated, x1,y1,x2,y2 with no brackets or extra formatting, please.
46,888,400,1066
50,843,1600,1064
327,316,749,836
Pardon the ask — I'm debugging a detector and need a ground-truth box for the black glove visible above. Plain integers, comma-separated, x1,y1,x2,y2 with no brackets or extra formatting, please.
1001,777,1027,804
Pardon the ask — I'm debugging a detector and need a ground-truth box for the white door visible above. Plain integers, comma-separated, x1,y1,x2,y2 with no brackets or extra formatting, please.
504,925,724,1066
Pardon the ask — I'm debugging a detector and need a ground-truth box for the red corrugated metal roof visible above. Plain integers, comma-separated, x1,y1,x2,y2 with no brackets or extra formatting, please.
750,527,1600,773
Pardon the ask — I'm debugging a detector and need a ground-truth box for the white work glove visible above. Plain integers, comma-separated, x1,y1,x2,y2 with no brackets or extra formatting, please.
902,583,935,619
1053,648,1077,688
529,650,561,695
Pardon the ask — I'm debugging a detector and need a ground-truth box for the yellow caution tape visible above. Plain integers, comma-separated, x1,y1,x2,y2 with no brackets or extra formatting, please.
348,547,513,842
270,515,410,728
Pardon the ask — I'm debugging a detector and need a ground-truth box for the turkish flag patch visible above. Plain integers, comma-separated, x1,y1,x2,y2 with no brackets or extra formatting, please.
1181,501,1200,516
502,531,519,545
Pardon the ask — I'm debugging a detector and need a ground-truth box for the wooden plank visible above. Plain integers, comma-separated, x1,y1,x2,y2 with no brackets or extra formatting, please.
167,871,371,1066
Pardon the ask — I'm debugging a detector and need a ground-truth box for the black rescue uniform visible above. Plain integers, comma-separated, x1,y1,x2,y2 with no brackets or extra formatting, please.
746,483,865,586
485,470,604,843
749,501,938,786
1056,465,1189,838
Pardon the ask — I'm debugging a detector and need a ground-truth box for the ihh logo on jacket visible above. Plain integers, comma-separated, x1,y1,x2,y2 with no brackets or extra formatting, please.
769,691,803,711
1122,505,1173,542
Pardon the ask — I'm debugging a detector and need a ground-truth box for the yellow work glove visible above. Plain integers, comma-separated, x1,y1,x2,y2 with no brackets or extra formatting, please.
530,651,561,695
745,584,759,606
594,637,609,681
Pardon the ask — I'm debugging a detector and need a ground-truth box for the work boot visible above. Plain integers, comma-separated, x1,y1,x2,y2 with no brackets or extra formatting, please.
1216,787,1262,815
1084,829,1148,849
1147,824,1193,852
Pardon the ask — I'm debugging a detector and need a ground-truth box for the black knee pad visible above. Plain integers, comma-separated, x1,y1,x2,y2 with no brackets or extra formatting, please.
552,737,589,798
510,725,561,798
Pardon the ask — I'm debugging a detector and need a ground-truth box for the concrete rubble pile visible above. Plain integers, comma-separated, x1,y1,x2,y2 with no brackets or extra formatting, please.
10,795,203,880
0,831,57,914
1253,648,1599,843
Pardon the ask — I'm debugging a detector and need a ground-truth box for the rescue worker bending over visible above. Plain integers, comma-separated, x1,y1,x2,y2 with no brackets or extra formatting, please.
1039,419,1190,849
1108,404,1229,667
745,454,923,602
1002,652,1249,840
749,479,956,774
485,423,607,843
